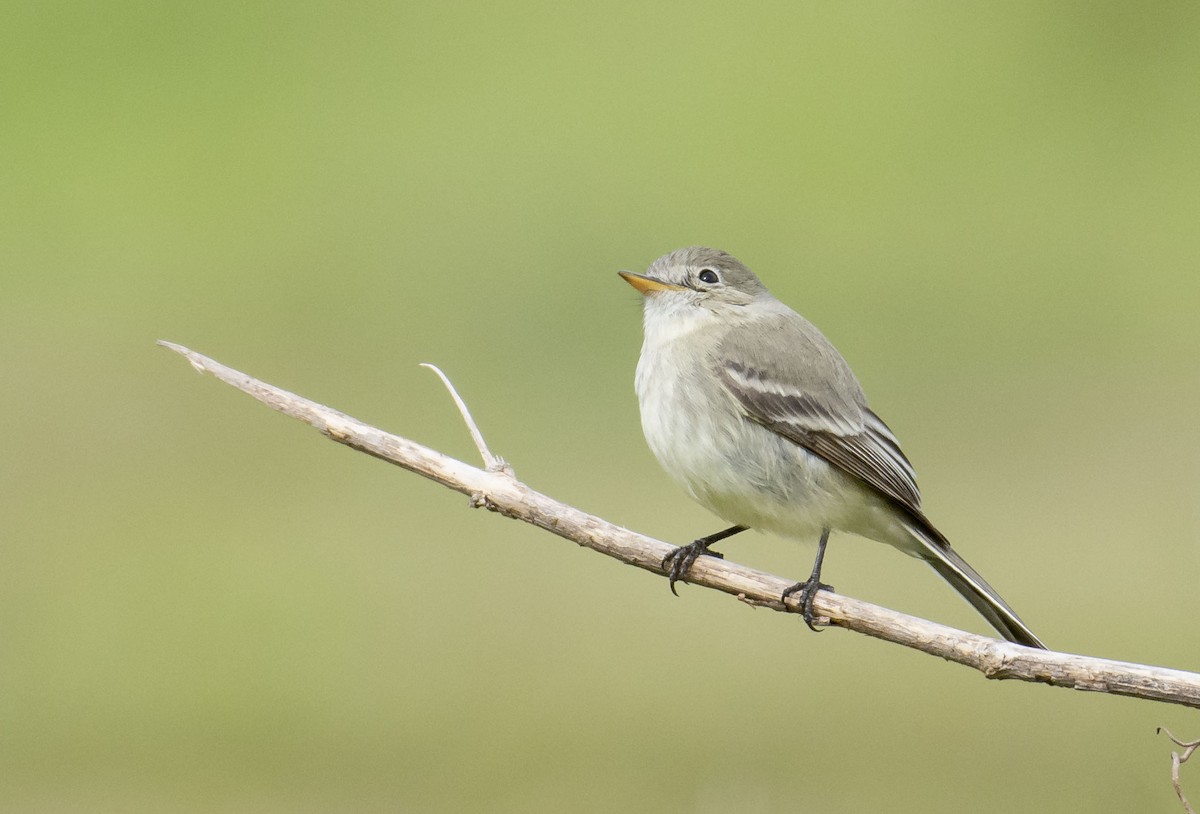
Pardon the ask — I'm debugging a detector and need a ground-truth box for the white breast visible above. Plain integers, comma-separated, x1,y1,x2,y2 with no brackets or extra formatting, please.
632,299,906,546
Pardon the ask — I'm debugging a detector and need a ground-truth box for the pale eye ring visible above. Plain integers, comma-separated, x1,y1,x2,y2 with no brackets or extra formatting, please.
697,268,719,284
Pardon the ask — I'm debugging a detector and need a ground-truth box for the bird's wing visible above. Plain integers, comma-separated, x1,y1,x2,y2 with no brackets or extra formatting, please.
715,313,924,515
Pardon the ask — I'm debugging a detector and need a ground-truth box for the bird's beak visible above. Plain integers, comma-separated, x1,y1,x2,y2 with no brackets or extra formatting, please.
618,270,687,295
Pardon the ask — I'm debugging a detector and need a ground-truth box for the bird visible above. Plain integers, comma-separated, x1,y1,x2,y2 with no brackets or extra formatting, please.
619,246,1046,649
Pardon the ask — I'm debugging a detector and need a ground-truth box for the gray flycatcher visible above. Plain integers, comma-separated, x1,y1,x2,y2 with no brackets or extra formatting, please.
620,246,1045,649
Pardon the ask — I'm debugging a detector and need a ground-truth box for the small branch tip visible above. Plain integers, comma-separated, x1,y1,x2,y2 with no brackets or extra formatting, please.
158,340,206,373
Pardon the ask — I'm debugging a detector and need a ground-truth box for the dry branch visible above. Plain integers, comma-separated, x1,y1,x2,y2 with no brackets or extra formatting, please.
158,341,1200,709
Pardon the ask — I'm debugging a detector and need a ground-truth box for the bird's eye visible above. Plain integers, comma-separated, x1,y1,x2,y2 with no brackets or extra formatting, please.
698,269,719,284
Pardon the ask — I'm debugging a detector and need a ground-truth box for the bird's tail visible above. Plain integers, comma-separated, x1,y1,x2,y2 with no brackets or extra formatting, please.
907,523,1047,649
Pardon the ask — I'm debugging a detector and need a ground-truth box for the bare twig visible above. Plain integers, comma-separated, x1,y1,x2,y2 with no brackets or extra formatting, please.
420,362,509,473
1160,728,1200,813
158,341,1200,709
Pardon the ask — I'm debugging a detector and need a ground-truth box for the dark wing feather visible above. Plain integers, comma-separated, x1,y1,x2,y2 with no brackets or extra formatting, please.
718,360,924,516
805,408,923,513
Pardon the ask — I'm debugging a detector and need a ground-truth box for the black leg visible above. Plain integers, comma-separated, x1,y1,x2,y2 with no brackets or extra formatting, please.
781,527,836,632
661,525,748,596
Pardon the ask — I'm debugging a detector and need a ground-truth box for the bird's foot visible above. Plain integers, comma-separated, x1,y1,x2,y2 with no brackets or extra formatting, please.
661,540,724,596
781,577,835,632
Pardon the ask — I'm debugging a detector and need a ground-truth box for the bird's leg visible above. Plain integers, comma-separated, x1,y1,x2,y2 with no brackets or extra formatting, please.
782,527,835,632
661,525,748,596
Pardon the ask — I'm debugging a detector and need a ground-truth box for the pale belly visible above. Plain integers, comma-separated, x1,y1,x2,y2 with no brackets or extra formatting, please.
635,343,918,554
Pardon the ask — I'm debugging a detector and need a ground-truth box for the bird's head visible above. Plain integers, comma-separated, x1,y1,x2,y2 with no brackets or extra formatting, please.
619,247,770,319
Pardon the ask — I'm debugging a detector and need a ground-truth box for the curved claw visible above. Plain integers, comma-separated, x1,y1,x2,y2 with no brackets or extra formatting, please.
661,541,724,595
782,579,835,632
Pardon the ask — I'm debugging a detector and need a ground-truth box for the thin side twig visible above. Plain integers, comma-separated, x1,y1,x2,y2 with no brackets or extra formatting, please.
419,363,510,473
157,341,1200,710
1160,728,1200,814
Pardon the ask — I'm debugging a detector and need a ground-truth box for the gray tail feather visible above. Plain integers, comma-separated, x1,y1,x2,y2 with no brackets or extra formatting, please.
910,527,1046,649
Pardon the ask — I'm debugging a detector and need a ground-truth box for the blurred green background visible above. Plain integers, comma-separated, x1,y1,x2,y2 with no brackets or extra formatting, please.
4,1,1199,811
